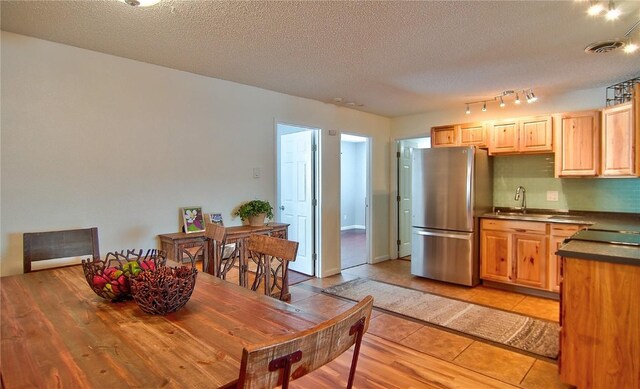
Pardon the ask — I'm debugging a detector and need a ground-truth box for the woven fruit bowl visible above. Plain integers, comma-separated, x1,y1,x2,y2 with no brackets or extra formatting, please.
130,266,198,315
82,249,166,302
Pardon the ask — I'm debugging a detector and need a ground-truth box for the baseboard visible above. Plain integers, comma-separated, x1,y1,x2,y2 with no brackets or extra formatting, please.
482,280,559,300
340,225,366,231
372,255,389,264
319,267,341,278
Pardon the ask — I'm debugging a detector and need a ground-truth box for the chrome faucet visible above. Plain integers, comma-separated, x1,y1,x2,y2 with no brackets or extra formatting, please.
514,186,526,213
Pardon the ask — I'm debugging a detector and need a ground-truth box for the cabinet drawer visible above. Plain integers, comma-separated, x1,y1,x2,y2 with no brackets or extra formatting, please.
550,224,586,237
481,218,547,233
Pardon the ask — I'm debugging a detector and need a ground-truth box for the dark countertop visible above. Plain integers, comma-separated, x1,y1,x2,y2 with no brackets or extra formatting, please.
481,208,640,266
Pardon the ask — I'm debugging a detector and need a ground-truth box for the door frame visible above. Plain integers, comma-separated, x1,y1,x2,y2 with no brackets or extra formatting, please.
393,137,431,258
275,121,319,276
339,132,372,268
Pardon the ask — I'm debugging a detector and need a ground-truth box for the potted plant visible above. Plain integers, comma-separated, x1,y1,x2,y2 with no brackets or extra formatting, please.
232,200,274,226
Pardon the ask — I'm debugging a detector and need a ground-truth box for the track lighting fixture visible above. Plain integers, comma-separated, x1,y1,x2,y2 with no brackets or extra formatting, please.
587,1,604,16
605,1,621,20
581,1,639,55
463,88,538,114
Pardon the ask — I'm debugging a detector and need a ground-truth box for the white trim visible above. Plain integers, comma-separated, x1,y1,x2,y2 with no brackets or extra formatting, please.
372,255,389,264
340,225,365,231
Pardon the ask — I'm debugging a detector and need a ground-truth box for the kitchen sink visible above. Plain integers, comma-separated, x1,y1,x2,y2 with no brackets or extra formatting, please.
483,212,554,220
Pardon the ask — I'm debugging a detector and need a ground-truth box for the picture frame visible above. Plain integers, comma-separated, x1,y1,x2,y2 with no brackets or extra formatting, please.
181,207,205,233
208,213,224,226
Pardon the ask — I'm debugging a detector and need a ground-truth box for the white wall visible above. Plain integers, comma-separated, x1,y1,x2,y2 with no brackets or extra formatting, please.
0,32,391,277
388,86,610,258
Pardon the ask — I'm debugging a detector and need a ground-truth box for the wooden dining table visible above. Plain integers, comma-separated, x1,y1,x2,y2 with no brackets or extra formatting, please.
0,263,325,388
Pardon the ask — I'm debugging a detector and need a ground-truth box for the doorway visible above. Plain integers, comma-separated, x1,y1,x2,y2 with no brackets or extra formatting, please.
397,137,431,259
340,133,370,270
276,123,318,276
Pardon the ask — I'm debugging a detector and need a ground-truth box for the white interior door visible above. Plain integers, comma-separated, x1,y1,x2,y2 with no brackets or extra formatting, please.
398,138,430,258
278,125,315,275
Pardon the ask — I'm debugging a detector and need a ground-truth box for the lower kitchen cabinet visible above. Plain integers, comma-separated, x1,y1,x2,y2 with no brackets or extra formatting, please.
481,219,588,293
548,223,586,292
512,233,547,288
480,219,547,290
560,257,640,388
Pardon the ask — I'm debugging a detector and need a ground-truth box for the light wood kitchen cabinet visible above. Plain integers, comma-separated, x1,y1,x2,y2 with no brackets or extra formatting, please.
480,219,547,290
459,122,487,147
480,229,512,283
548,223,586,292
556,111,600,177
431,122,487,147
601,101,638,176
512,233,547,289
489,115,553,155
519,116,553,153
431,125,458,147
560,257,640,388
488,119,519,154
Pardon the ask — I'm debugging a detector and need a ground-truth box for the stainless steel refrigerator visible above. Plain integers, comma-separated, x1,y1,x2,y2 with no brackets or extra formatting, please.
411,146,492,286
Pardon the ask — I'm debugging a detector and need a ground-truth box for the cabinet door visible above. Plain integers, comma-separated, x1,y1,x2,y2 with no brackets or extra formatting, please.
549,236,565,293
489,120,519,154
513,233,547,289
601,102,636,176
520,116,553,152
480,230,512,283
431,126,458,147
459,122,487,147
559,112,599,177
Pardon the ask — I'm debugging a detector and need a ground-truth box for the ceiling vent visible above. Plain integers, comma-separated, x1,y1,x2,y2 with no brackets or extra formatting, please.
584,40,625,53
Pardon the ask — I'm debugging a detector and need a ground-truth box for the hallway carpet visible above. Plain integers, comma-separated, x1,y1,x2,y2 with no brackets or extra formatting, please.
324,278,559,359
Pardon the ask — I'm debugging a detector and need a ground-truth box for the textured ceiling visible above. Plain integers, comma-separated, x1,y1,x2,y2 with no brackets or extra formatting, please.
2,0,639,117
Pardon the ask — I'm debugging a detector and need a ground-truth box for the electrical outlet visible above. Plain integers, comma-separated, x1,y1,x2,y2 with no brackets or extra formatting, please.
547,191,559,201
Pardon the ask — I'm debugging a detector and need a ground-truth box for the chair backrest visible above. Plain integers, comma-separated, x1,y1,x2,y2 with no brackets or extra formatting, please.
23,227,100,273
245,234,298,299
246,234,298,263
237,295,374,389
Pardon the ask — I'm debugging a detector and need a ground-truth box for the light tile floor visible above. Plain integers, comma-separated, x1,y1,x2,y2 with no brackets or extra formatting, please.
289,259,570,389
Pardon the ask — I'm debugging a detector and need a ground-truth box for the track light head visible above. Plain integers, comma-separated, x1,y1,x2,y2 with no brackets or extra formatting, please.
482,102,487,112
499,96,505,107
588,1,604,16
515,93,521,104
605,1,621,20
465,105,471,114
529,90,538,102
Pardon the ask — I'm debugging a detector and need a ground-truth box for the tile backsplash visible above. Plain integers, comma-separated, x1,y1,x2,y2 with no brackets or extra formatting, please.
493,154,640,213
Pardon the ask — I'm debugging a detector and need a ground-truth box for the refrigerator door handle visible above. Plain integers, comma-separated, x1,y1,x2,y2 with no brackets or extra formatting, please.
415,230,471,240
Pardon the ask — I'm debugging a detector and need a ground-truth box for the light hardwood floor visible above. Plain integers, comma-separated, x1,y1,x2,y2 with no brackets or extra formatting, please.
287,259,569,389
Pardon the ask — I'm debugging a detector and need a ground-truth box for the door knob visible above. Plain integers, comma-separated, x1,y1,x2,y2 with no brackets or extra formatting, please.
280,205,285,210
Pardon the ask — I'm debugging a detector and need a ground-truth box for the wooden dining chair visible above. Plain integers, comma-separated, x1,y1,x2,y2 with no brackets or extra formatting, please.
204,223,242,282
23,227,100,273
237,295,374,389
245,234,298,301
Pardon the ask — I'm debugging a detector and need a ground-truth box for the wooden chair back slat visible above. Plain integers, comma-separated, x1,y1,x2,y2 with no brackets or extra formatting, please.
246,234,297,261
237,295,374,389
23,227,100,273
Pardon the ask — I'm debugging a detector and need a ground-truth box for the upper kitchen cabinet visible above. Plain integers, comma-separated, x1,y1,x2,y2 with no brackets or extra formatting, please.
519,116,553,152
459,122,487,147
601,99,638,177
431,122,487,147
489,115,553,155
489,119,519,153
431,125,458,147
556,111,600,177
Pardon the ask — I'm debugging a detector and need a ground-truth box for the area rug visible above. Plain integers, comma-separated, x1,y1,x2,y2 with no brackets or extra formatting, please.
323,278,559,359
